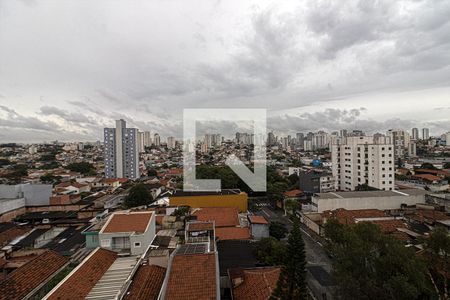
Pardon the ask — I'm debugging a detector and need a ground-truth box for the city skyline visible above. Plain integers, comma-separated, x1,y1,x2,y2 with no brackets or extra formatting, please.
1,1,450,142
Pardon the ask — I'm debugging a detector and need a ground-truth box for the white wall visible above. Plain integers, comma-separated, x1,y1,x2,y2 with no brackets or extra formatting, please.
313,193,426,213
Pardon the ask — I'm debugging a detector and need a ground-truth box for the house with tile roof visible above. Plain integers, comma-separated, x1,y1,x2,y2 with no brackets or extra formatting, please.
123,264,166,300
0,250,68,300
248,215,269,239
160,247,220,299
192,207,240,227
98,211,155,255
230,267,281,300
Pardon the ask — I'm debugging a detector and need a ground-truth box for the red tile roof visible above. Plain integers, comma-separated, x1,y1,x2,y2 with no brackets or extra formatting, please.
248,215,268,225
367,219,407,234
165,253,217,300
0,227,30,247
412,174,441,182
187,221,215,231
124,265,166,300
322,208,386,225
193,207,239,227
215,227,250,241
47,248,117,300
232,267,281,300
0,250,68,300
283,189,304,197
102,212,153,233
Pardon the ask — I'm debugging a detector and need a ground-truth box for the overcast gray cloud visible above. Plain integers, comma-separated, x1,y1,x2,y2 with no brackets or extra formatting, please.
0,0,449,142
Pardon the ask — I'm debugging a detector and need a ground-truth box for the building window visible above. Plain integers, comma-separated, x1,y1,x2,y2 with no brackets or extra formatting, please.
134,242,141,247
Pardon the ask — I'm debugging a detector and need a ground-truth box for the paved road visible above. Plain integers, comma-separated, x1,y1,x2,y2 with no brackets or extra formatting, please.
257,207,335,300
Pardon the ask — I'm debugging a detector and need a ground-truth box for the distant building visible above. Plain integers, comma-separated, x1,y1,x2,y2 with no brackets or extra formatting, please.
331,136,395,191
387,129,411,159
104,119,140,179
153,133,161,146
422,128,430,140
167,136,176,149
412,128,419,140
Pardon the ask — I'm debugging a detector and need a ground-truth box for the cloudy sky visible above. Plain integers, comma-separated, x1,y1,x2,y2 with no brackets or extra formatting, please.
1,0,450,142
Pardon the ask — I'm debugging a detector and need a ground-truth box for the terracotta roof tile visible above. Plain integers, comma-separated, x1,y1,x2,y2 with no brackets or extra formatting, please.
215,227,250,241
412,174,442,182
102,212,153,233
248,215,268,225
187,222,215,231
0,250,68,300
47,248,117,300
232,267,281,300
165,253,217,300
283,189,304,197
0,227,30,247
368,219,407,234
193,207,239,227
322,208,386,225
124,265,166,300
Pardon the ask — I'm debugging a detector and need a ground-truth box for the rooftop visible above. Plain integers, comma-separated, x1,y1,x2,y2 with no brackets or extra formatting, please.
102,211,153,234
217,240,259,276
231,267,281,300
164,252,218,300
170,189,242,197
186,221,215,232
322,208,387,225
248,215,268,225
0,250,68,300
192,207,239,227
314,189,427,199
215,227,250,241
123,265,166,300
46,248,117,300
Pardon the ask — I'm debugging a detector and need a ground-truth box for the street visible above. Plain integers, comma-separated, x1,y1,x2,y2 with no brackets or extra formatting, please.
256,207,335,300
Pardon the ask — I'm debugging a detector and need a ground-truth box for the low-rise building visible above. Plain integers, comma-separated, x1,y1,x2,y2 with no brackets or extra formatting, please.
99,211,155,255
248,215,269,239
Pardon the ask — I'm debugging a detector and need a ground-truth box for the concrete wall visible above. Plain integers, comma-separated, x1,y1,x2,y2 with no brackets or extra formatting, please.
0,184,51,206
0,198,25,215
251,223,269,240
313,193,426,213
300,212,322,235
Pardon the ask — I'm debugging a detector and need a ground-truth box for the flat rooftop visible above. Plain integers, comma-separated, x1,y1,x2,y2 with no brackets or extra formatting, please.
314,189,427,199
170,189,242,197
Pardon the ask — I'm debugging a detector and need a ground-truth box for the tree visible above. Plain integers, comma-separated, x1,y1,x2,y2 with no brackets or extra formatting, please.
65,162,95,175
421,162,437,170
253,237,287,266
270,222,288,240
424,227,450,299
443,162,450,169
147,168,158,177
40,173,62,185
272,218,307,299
288,173,299,186
324,221,436,299
123,184,151,208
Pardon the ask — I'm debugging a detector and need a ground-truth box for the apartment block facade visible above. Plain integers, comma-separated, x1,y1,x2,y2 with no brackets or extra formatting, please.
332,136,395,191
104,119,140,179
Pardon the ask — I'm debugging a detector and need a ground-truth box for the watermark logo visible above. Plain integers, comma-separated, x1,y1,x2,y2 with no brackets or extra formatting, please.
183,108,266,192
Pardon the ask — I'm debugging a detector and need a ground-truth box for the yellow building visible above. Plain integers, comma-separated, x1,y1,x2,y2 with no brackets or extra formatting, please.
169,189,248,212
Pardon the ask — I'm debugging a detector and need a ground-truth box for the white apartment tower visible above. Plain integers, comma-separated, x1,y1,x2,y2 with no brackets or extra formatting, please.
387,129,411,159
104,119,140,179
332,136,395,191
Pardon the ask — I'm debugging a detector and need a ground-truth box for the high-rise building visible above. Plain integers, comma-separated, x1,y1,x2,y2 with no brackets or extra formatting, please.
422,128,430,140
387,129,411,159
167,136,176,149
332,136,395,191
137,131,145,153
104,119,140,179
411,128,419,140
143,131,152,147
267,132,276,146
153,133,161,146
446,132,450,146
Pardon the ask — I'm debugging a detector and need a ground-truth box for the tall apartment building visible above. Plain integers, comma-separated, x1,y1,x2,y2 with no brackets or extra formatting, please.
332,136,395,191
167,136,176,149
387,129,411,159
411,128,419,140
104,119,140,179
153,133,161,146
422,128,430,140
